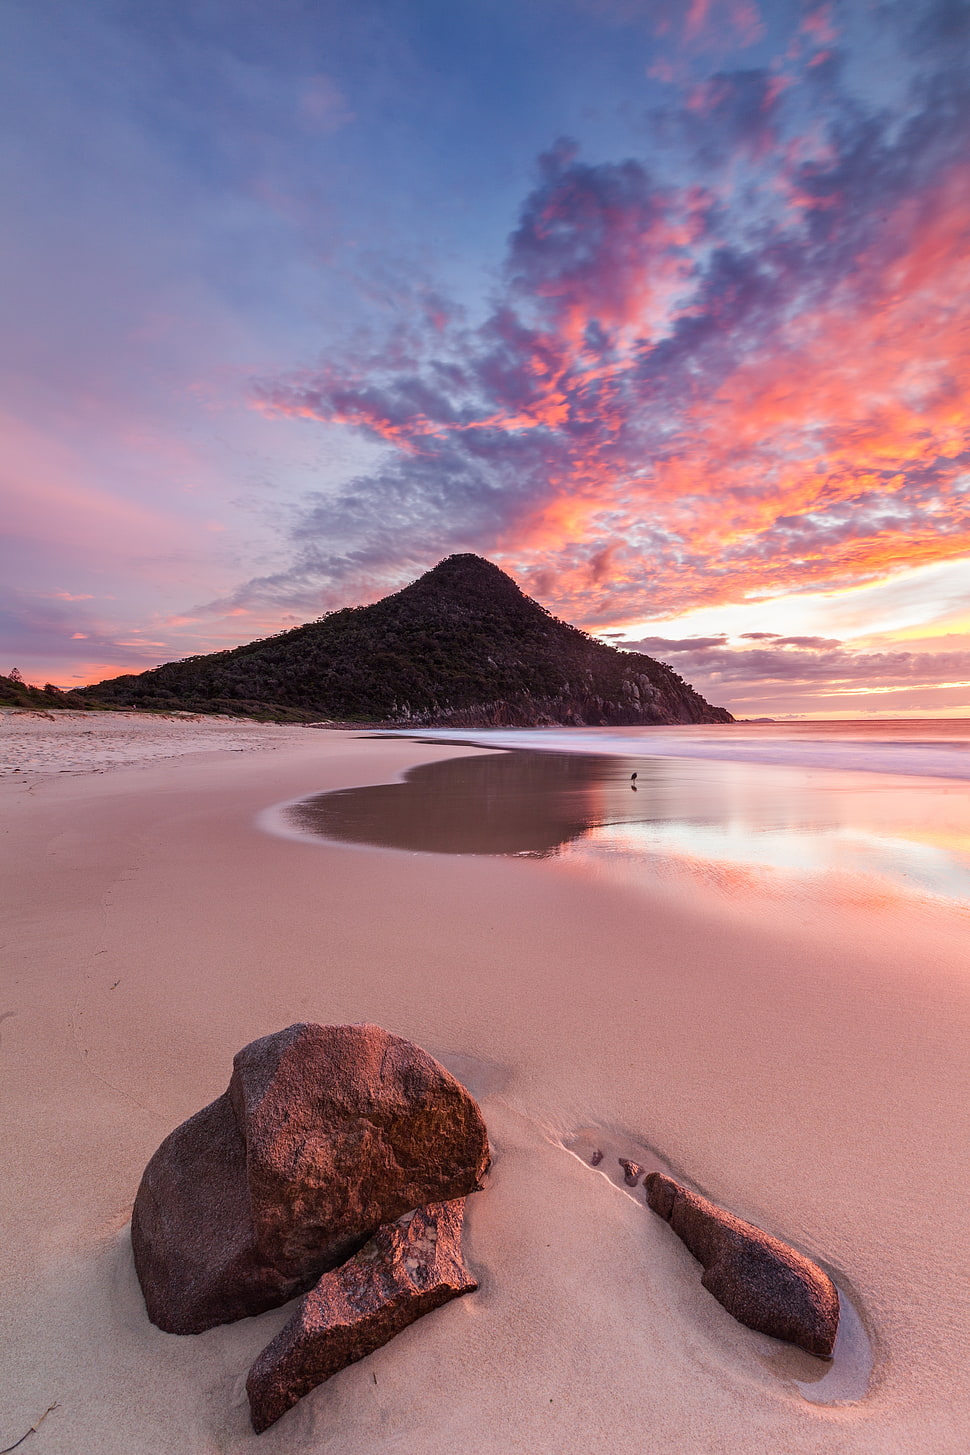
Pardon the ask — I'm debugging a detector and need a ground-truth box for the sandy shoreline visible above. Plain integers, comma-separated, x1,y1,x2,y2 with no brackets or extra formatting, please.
2,715,969,1452
0,709,314,778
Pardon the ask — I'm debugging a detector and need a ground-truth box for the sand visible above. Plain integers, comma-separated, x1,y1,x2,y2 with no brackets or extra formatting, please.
0,708,312,776
2,713,969,1453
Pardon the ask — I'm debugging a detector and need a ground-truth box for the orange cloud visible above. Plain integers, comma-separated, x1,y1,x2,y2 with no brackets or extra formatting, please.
253,71,969,645
502,163,970,622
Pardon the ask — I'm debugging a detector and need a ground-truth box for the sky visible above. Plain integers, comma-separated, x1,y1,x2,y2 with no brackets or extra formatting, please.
2,0,969,718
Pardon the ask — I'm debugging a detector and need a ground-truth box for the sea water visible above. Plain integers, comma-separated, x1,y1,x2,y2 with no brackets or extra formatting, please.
285,720,970,910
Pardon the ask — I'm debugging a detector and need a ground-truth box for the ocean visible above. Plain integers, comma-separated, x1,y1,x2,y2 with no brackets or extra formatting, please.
284,720,970,910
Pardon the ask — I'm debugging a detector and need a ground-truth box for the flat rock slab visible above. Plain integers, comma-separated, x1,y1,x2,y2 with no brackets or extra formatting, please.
645,1172,839,1358
247,1198,477,1433
131,1023,490,1333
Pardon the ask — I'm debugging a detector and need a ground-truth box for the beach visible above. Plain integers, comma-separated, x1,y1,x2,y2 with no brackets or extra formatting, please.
2,711,970,1453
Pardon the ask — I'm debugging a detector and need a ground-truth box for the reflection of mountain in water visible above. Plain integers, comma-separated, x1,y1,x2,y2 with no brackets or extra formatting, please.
284,745,970,903
287,746,863,858
289,750,626,856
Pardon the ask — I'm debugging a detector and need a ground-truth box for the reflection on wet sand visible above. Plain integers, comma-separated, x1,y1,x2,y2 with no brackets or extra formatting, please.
288,750,615,856
286,747,970,904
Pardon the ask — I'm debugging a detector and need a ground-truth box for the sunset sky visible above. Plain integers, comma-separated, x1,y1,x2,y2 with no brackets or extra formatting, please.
2,0,969,717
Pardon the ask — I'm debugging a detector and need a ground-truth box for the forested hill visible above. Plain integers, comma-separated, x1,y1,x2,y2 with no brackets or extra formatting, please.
80,555,734,726
0,672,95,711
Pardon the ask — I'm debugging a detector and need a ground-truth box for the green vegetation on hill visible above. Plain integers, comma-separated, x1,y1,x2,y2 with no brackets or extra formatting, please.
0,671,95,711
78,555,734,726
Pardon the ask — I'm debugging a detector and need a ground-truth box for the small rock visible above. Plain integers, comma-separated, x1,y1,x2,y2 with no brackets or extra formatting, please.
131,1023,490,1333
590,1149,604,1167
247,1199,477,1433
644,1173,839,1358
619,1159,644,1186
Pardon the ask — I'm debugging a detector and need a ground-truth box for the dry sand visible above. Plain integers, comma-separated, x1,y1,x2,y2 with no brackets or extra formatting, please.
2,713,969,1453
0,708,312,776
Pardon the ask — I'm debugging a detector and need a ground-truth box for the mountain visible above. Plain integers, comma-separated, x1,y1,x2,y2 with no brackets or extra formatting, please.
79,555,734,726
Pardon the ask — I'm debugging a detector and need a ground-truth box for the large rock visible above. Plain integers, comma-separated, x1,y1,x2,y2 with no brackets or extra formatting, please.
247,1199,476,1433
131,1024,490,1333
645,1173,839,1358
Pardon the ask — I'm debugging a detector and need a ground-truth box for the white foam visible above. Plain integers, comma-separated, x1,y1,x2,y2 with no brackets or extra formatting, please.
389,724,970,783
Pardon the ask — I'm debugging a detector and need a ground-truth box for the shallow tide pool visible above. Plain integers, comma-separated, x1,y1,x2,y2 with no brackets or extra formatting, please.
280,722,970,910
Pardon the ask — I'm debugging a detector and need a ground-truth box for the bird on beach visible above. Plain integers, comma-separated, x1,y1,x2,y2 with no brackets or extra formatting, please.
630,772,637,781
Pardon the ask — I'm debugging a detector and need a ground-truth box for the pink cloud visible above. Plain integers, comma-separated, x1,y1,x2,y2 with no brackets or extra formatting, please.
252,94,970,632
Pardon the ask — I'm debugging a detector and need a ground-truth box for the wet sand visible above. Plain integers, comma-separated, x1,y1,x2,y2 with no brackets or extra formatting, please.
279,745,970,905
2,717,970,1452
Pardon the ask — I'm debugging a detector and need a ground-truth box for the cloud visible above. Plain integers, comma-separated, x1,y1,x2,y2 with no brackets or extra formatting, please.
240,5,970,639
0,586,165,675
658,68,786,166
633,634,728,651
571,0,764,48
774,635,842,648
298,75,354,132
621,633,970,710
